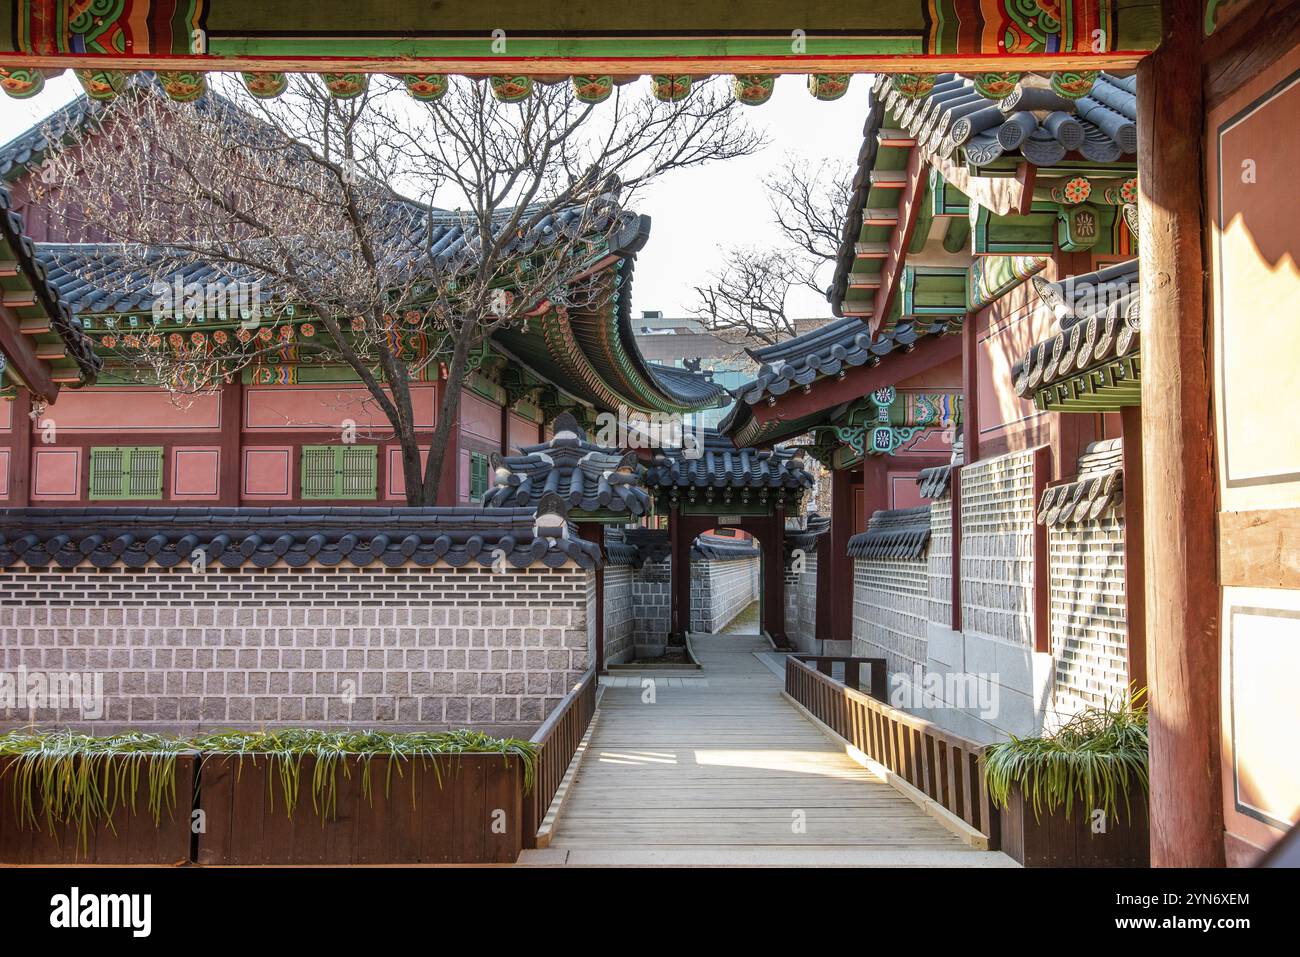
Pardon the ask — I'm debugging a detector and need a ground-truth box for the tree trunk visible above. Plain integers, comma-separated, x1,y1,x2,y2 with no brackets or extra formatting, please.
416,322,478,506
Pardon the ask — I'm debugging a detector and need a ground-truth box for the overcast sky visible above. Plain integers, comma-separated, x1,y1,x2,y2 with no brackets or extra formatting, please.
0,72,869,320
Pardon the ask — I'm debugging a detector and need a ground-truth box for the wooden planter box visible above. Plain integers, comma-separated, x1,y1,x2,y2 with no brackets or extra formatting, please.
0,753,197,865
997,783,1150,867
196,752,524,865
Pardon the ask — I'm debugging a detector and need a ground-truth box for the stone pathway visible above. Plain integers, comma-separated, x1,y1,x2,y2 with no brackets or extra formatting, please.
719,600,761,635
519,634,1015,867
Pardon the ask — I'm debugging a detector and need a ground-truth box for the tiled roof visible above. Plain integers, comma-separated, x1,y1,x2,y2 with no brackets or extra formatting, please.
482,413,651,517
0,506,599,570
717,316,959,446
915,434,964,501
785,513,830,555
0,187,101,394
691,533,760,561
646,430,814,492
645,361,726,406
604,526,670,567
0,91,113,182
846,505,932,560
1037,439,1124,527
1012,259,1140,398
872,72,1137,171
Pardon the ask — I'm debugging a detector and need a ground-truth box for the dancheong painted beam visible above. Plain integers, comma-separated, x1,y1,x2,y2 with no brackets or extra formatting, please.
0,1,1160,76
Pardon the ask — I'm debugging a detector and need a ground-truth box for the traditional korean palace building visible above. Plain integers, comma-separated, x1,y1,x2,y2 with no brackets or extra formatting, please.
0,81,821,741
0,0,1295,870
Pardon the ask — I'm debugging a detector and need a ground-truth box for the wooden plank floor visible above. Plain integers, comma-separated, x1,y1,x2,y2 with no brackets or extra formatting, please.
526,634,1015,867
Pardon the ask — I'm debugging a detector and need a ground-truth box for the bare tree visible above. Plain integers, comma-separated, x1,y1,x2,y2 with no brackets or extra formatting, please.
692,155,852,343
38,75,762,504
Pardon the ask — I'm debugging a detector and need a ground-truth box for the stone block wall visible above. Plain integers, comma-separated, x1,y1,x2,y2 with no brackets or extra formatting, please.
690,556,760,633
958,449,1038,646
928,499,953,625
603,564,635,665
851,557,929,678
1048,513,1129,713
632,558,670,650
0,563,594,737
785,552,819,652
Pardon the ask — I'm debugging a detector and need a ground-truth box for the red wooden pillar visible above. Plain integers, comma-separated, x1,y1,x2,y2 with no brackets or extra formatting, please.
1137,0,1224,868
579,522,605,673
668,502,688,644
219,378,243,506
828,468,855,644
767,504,787,648
9,387,32,507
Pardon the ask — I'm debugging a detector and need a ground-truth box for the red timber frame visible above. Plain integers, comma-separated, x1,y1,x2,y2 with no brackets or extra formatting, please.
3,0,1267,867
668,505,786,648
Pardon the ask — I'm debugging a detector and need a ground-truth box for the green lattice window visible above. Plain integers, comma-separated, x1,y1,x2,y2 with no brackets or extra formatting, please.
300,445,377,500
468,451,489,503
88,447,164,500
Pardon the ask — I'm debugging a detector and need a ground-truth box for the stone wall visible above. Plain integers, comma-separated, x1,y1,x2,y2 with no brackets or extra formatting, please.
0,563,594,737
851,557,929,678
1048,513,1128,714
785,551,819,652
632,558,671,652
958,449,1038,646
603,564,635,666
690,556,760,633
928,499,953,624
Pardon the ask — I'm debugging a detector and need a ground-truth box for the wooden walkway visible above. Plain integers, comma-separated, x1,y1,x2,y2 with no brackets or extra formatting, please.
519,634,1015,867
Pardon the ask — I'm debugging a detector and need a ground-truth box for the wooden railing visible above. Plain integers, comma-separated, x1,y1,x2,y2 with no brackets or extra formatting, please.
785,656,999,847
792,654,889,702
523,668,597,848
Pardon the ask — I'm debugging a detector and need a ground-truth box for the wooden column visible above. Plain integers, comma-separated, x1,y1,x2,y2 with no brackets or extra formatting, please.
579,522,606,673
219,379,243,506
828,468,855,644
668,502,688,644
950,470,963,631
435,380,461,506
961,311,980,466
767,505,787,648
1120,405,1147,693
1137,1,1225,867
9,387,31,507
1031,446,1053,654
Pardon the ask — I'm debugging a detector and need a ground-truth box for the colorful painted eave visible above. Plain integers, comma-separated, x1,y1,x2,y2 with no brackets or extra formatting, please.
0,2,1162,86
0,187,100,402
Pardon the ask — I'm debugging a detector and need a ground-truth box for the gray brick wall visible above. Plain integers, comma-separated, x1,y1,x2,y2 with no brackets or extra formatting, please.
1048,514,1129,713
632,558,670,650
958,449,1038,646
928,500,953,624
0,564,593,737
690,557,760,633
603,564,635,665
785,551,819,652
851,557,929,678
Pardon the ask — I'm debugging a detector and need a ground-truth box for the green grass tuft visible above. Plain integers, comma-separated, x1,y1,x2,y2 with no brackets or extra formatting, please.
981,688,1149,824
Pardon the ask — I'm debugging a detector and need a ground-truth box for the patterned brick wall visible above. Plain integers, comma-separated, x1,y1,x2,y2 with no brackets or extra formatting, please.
928,500,953,624
784,552,819,652
851,557,929,677
1048,514,1128,713
632,558,670,649
603,564,635,665
690,557,760,633
959,449,1038,646
0,564,593,736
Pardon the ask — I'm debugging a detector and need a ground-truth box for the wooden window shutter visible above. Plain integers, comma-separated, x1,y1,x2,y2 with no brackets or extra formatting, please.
89,447,125,499
89,446,163,500
469,450,489,502
339,445,377,499
301,445,377,499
